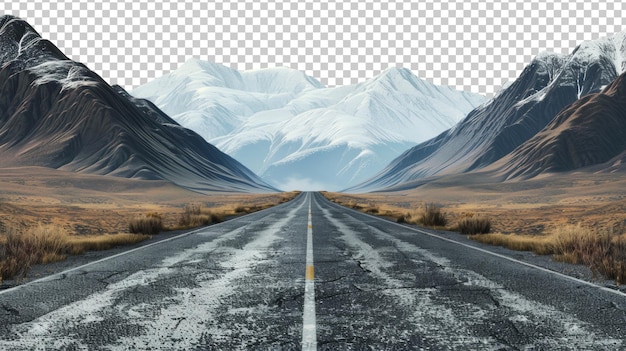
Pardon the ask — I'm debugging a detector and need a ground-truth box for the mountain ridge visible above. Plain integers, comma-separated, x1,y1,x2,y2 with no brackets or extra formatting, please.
133,61,486,190
0,15,275,193
493,69,626,180
349,30,626,192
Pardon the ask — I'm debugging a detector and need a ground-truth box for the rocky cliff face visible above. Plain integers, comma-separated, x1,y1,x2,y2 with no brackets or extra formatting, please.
495,70,626,179
0,16,274,193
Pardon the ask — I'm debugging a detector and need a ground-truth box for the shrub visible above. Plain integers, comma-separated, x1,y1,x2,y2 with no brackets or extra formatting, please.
470,225,626,284
396,214,407,224
178,203,205,227
550,225,626,283
457,216,491,235
365,206,379,214
184,203,202,216
0,225,70,279
209,211,224,224
129,214,163,234
419,203,447,227
178,203,223,228
0,225,152,281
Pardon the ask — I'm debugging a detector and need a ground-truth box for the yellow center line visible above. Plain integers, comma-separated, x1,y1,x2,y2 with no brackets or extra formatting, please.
306,265,315,280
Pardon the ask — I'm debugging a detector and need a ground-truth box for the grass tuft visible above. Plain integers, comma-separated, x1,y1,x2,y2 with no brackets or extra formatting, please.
0,224,151,281
320,193,446,228
177,203,224,229
468,232,553,255
396,214,407,224
67,234,150,255
470,225,626,284
419,203,447,227
457,216,491,235
0,225,70,279
128,213,163,234
365,206,380,214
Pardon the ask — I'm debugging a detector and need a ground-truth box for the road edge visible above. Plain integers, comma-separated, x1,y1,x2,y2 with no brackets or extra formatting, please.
318,192,626,298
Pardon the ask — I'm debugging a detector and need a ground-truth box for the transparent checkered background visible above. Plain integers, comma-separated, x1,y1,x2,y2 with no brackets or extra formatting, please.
1,0,624,97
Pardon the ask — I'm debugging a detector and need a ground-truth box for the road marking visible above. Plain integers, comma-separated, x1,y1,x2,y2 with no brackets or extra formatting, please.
302,197,317,350
0,197,299,297
395,221,626,298
306,265,315,280
323,196,626,298
0,203,309,350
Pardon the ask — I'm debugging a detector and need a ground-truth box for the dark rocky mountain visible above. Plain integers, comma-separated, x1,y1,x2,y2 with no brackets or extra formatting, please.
494,70,626,179
0,16,275,193
350,32,626,192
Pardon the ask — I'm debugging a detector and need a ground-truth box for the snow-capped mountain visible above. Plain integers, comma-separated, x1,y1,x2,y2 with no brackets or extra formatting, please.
0,15,275,193
494,69,626,180
350,31,626,192
133,60,486,190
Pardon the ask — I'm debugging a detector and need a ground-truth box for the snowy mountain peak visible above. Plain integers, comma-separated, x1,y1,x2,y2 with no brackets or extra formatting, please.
362,66,485,107
378,66,414,79
575,31,626,73
169,59,322,95
572,31,626,56
240,66,323,94
368,67,428,90
350,30,626,192
134,61,487,190
0,16,106,93
175,59,244,90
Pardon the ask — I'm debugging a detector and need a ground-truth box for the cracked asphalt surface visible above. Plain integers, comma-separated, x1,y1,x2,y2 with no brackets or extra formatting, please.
1,192,626,350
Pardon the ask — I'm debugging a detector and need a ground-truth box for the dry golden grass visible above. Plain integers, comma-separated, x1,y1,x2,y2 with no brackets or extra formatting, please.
0,167,300,281
175,202,223,229
170,192,300,231
468,232,554,255
0,167,300,236
0,224,151,280
66,233,150,254
456,215,492,235
323,171,626,236
322,191,407,220
471,225,626,283
2,224,71,279
323,171,626,282
419,203,447,227
322,192,447,227
129,213,164,234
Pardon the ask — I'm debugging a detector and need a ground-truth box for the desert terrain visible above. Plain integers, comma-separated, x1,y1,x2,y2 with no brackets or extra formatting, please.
0,167,292,236
330,170,626,236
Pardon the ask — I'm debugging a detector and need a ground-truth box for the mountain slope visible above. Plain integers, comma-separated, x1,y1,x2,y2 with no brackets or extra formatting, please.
133,61,486,190
494,70,626,179
351,32,626,192
0,16,275,193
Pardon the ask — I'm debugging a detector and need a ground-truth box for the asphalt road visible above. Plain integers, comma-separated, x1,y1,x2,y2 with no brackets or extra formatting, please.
1,192,625,350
